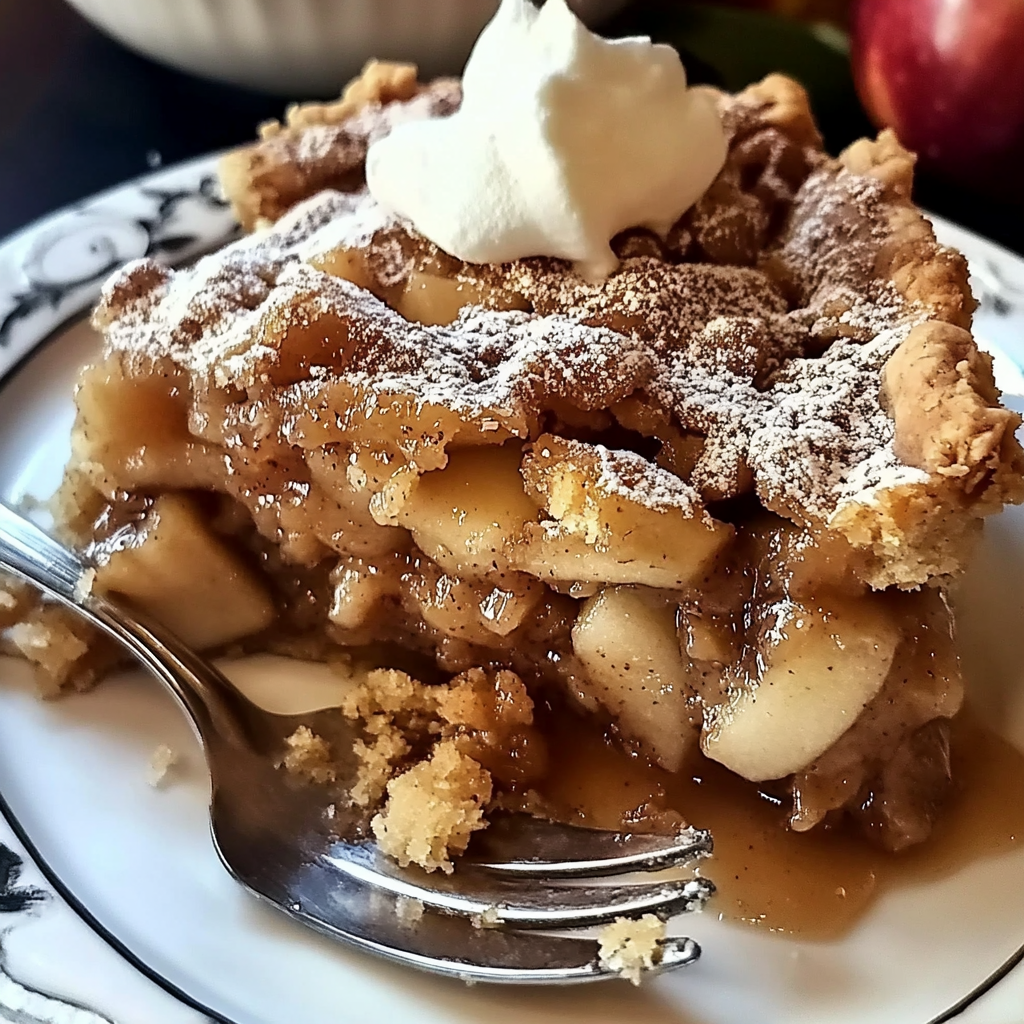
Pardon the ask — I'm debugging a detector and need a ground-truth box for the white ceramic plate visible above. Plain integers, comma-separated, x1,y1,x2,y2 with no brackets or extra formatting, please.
2,157,1024,1024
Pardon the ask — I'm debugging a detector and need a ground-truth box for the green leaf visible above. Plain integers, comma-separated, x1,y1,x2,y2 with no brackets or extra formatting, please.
606,2,874,153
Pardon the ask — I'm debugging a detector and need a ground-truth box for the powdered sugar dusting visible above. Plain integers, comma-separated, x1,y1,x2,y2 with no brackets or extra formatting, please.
94,80,958,530
291,81,461,170
748,328,927,519
593,443,704,516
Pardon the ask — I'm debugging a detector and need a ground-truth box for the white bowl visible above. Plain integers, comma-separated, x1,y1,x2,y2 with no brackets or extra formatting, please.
63,0,631,95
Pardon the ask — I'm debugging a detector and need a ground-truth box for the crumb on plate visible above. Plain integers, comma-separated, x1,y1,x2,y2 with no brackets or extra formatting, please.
148,743,180,787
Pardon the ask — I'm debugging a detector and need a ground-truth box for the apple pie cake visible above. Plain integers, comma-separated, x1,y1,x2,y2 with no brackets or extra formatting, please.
5,61,1023,873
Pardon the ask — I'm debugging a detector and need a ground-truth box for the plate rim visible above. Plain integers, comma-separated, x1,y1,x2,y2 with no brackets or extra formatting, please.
0,150,240,1024
2,153,1024,1024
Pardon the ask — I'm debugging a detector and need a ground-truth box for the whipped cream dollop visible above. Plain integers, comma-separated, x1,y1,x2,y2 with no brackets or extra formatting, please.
366,0,727,279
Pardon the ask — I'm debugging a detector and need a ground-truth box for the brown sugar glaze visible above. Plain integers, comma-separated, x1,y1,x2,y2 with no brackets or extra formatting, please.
527,707,1024,941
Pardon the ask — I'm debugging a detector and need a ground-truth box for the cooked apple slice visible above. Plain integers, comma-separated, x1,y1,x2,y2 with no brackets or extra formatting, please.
307,246,378,294
572,585,699,771
72,362,222,495
390,444,540,578
396,272,476,327
411,571,542,644
514,435,732,588
679,607,737,664
395,271,530,327
747,514,866,600
94,493,275,649
702,594,900,781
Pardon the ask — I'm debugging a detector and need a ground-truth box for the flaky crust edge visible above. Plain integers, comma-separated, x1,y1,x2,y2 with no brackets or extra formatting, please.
219,61,422,232
830,130,1024,587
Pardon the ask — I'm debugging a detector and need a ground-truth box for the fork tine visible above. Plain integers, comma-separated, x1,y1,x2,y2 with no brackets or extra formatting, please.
324,840,715,928
274,865,703,984
465,813,713,878
219,822,705,984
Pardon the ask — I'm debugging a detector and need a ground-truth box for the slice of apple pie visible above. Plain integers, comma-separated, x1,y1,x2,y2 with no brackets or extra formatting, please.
5,55,1023,874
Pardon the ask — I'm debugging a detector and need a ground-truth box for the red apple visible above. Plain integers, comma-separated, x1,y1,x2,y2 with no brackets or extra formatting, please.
852,0,1024,193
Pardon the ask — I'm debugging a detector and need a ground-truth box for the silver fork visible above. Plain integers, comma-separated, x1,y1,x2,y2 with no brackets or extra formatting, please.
0,500,714,984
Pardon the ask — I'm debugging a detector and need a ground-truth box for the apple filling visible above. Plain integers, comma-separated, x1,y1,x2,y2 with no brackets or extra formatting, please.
20,346,963,867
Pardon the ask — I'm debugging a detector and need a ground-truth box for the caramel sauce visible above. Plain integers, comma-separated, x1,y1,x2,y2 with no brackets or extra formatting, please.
531,709,1024,940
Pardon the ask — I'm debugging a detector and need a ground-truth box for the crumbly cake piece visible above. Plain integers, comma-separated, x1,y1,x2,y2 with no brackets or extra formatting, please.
11,63,1024,871
281,725,338,784
5,614,89,694
339,667,445,807
1,586,115,697
279,666,539,871
0,579,31,630
372,739,492,873
597,914,667,985
395,895,425,928
337,663,544,872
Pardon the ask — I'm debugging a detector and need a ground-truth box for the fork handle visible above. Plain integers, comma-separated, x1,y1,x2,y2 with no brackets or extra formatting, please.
0,500,248,749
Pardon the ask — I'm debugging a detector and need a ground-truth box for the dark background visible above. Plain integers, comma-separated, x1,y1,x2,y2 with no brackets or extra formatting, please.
1,0,1021,255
